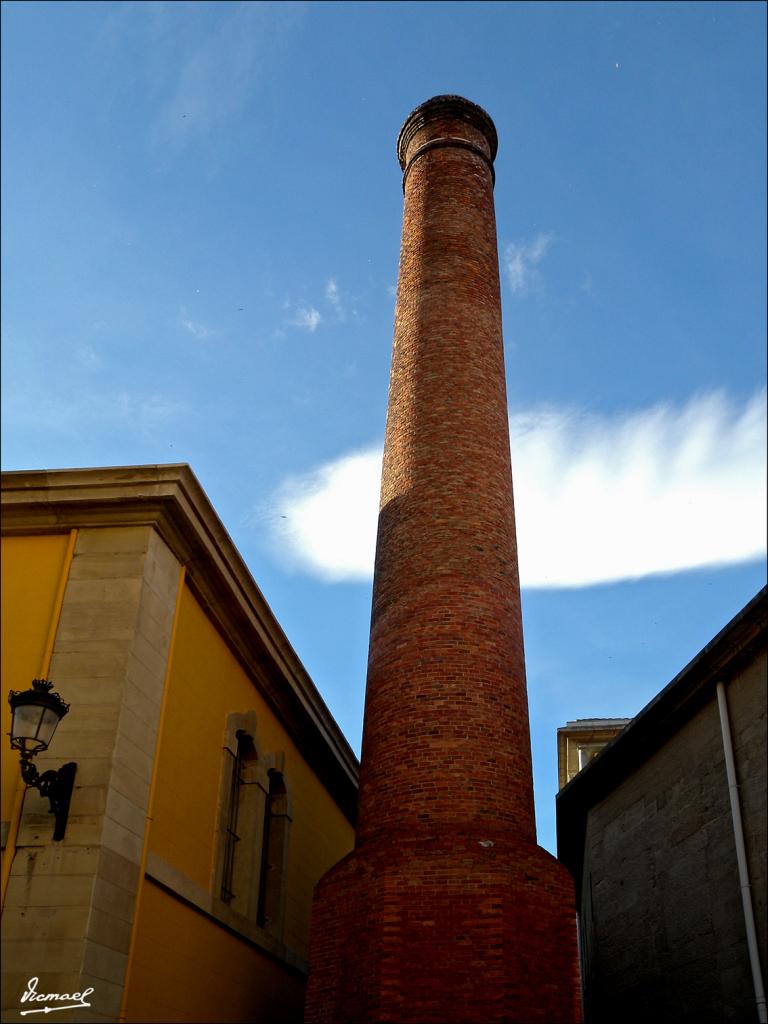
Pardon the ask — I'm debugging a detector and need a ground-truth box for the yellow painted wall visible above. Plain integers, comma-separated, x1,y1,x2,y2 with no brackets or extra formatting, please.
124,581,355,1021
125,880,305,1024
1,534,74,877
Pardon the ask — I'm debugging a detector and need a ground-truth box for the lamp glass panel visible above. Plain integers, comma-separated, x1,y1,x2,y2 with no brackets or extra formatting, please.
11,703,47,742
38,707,62,748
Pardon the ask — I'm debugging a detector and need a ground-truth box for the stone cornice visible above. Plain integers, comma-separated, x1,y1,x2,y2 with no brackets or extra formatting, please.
1,464,359,824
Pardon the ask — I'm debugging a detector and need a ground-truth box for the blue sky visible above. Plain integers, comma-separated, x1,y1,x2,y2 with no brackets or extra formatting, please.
2,1,766,855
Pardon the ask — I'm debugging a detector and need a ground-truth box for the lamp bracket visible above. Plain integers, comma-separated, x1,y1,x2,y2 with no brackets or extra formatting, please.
20,756,77,842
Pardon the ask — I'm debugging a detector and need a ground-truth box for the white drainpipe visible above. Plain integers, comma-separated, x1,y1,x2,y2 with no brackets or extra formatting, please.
716,681,767,1024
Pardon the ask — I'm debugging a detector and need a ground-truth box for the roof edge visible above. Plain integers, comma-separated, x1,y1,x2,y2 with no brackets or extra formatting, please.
2,464,359,822
556,585,767,891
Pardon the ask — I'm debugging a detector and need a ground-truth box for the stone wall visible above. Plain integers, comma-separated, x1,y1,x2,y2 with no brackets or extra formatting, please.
580,650,766,1024
2,526,181,1023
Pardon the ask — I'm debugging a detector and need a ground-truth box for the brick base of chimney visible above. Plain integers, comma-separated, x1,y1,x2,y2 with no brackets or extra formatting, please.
305,826,582,1023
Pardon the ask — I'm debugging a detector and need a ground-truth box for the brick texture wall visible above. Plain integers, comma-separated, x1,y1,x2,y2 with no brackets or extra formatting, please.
305,96,581,1024
358,97,534,847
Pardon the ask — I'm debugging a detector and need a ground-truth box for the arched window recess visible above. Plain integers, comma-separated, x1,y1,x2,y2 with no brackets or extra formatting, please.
213,714,292,940
256,756,292,937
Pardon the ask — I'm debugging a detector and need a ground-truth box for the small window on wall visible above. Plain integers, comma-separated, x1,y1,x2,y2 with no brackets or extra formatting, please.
577,743,604,771
213,711,292,939
257,769,291,935
219,729,263,918
220,730,258,905
214,712,264,923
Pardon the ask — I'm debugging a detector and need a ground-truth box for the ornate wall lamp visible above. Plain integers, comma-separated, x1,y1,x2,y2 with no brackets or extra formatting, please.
8,679,76,841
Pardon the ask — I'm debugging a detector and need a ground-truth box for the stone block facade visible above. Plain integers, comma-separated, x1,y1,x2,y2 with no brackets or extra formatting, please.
3,525,179,1023
1,466,357,1023
558,589,767,1024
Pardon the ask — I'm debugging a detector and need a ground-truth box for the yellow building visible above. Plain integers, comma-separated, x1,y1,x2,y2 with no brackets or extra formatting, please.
1,465,358,1023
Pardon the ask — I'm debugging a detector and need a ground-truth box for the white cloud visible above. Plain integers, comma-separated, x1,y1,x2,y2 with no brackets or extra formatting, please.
272,449,382,580
504,232,554,295
289,307,322,333
283,279,351,333
325,278,344,320
509,390,766,587
266,390,767,589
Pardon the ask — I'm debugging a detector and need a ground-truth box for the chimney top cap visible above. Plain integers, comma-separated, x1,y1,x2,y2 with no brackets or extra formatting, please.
397,95,498,169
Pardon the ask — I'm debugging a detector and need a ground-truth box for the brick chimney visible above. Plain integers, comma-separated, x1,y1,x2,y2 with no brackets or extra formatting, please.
305,96,582,1024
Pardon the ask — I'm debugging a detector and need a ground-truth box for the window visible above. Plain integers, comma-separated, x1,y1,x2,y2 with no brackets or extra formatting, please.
220,730,257,905
257,769,290,934
214,712,263,922
577,743,604,771
213,712,291,939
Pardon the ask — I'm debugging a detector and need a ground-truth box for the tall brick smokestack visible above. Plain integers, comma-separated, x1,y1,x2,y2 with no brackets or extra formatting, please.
305,96,582,1024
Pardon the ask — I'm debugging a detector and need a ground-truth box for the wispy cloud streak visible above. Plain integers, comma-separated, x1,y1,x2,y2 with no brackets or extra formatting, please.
180,308,211,340
325,278,344,320
267,390,767,588
289,307,322,332
146,3,305,154
7,387,185,441
504,232,554,295
509,390,766,586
